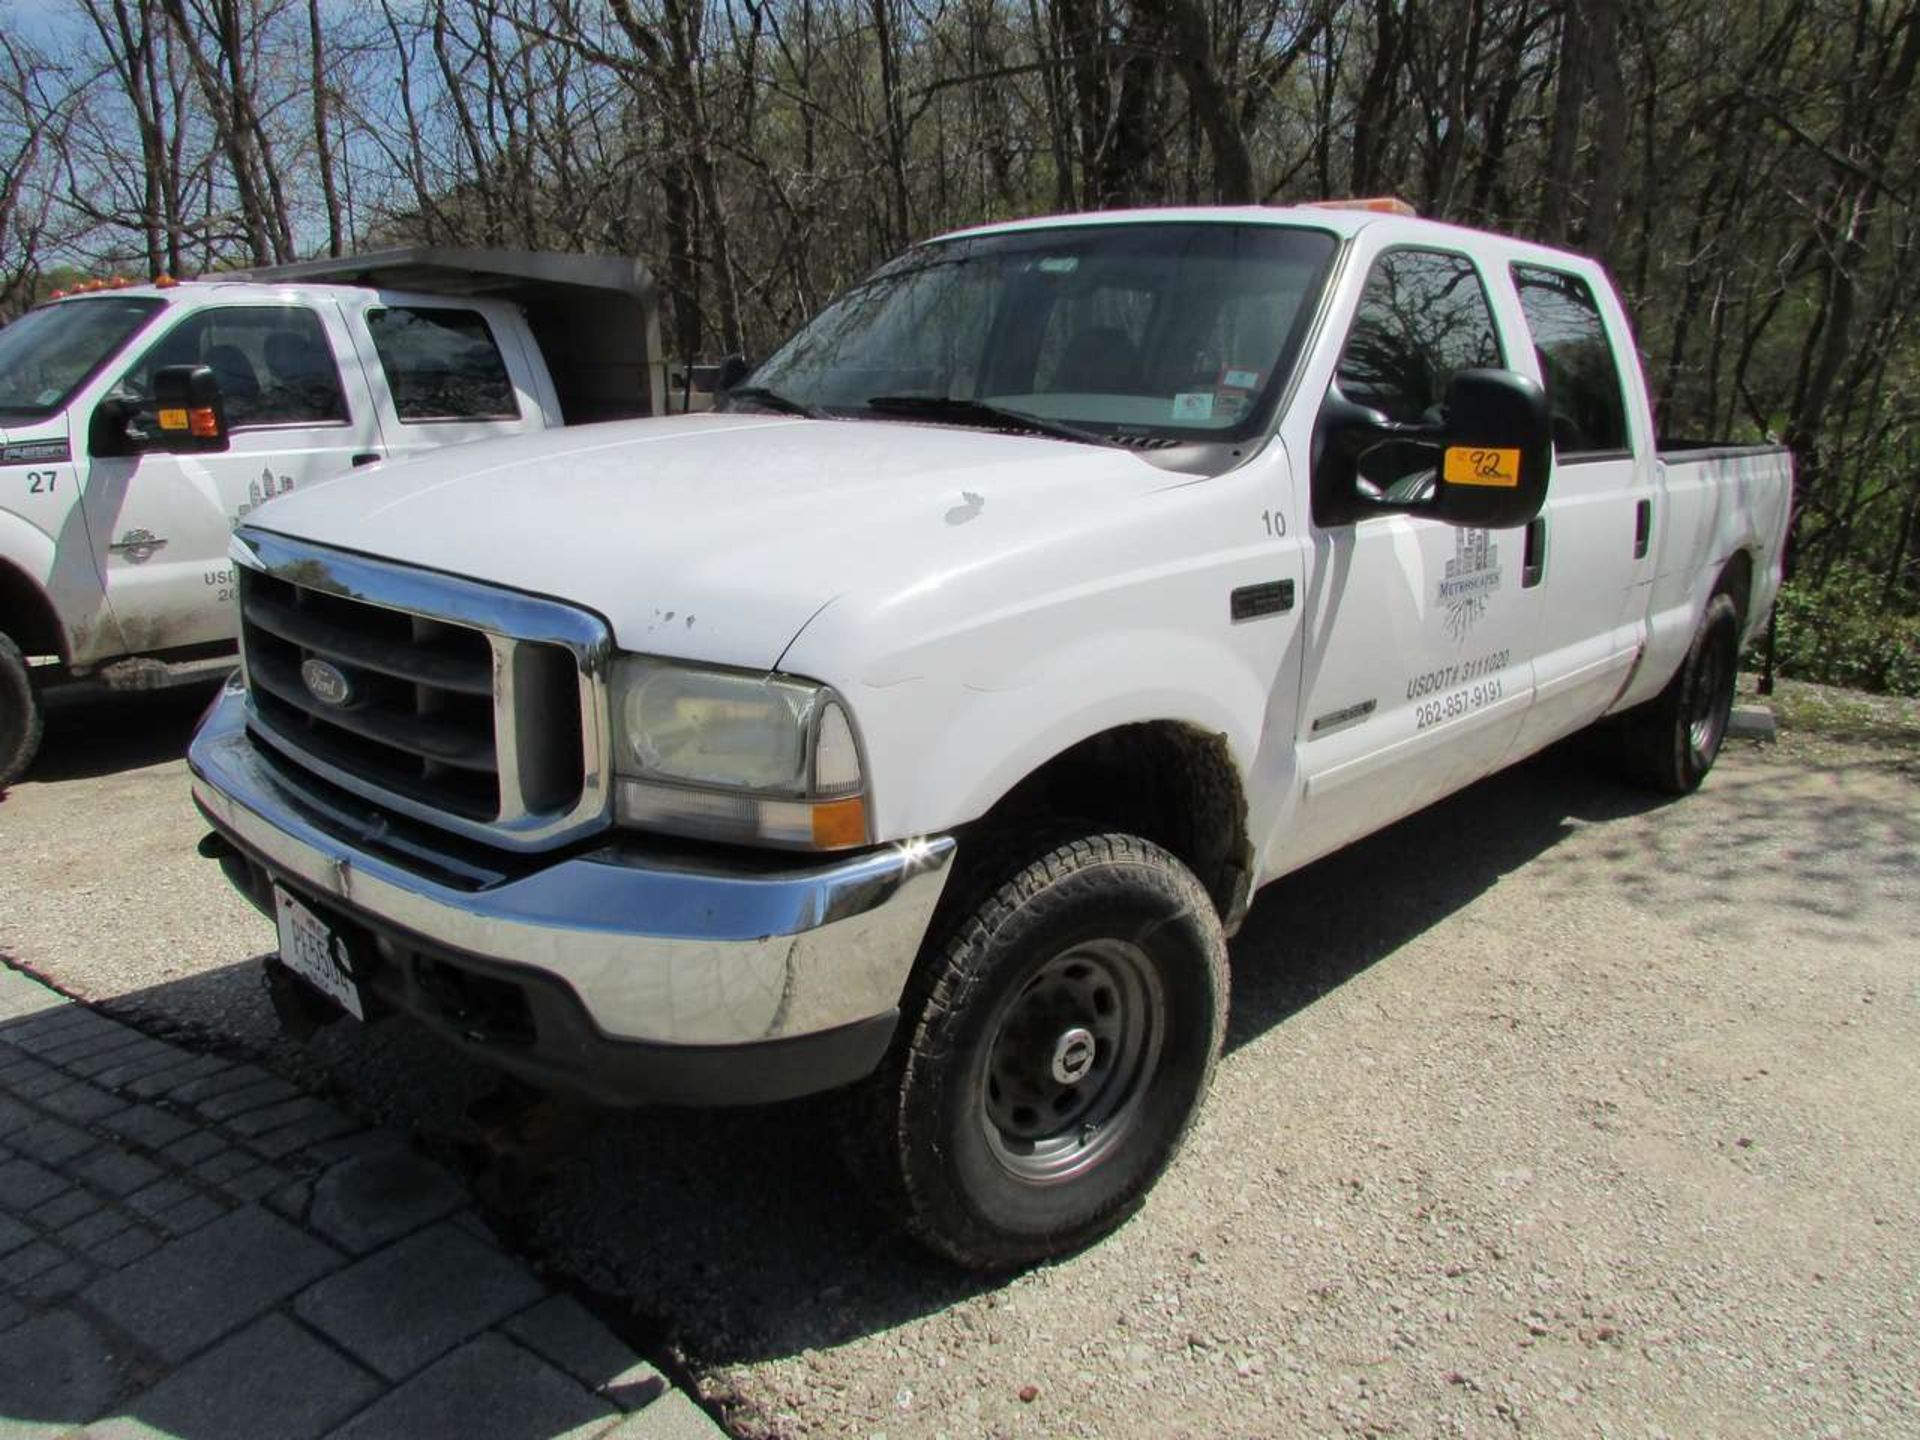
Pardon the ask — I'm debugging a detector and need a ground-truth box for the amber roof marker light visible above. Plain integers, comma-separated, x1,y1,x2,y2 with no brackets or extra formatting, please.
1300,197,1419,216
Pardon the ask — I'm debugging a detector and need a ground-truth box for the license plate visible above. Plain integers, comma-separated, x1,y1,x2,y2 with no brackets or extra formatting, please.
273,886,364,1021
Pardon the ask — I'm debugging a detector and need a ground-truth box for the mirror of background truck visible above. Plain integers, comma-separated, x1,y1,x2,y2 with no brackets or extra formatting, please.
150,363,230,453
715,353,750,393
87,395,142,458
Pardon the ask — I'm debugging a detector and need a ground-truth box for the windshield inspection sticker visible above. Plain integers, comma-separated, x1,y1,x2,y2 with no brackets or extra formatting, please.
1037,256,1080,274
1172,391,1215,421
1438,527,1502,640
1219,367,1262,390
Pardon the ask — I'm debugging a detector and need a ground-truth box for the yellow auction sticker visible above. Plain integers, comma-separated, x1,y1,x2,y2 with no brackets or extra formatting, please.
157,407,190,432
1443,446,1522,487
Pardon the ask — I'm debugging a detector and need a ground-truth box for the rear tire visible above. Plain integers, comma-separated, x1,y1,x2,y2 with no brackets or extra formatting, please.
0,631,44,790
1607,591,1740,795
846,832,1228,1270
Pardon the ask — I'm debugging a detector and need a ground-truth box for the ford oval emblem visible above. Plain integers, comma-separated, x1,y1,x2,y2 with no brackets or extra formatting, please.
301,658,353,708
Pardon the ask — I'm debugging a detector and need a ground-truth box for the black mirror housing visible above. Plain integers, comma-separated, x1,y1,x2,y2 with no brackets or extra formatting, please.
1312,368,1551,530
714,353,750,394
1428,368,1552,530
150,364,230,453
88,396,139,458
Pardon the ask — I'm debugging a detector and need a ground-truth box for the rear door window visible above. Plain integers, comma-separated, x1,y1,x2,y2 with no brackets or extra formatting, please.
365,307,520,422
1510,265,1631,457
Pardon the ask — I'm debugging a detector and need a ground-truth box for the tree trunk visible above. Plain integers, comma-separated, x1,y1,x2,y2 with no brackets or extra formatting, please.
1538,0,1591,244
307,0,342,256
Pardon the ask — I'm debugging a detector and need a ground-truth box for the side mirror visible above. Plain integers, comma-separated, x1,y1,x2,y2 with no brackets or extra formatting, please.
1428,369,1552,530
150,364,230,453
1312,368,1551,531
88,396,140,458
714,353,750,394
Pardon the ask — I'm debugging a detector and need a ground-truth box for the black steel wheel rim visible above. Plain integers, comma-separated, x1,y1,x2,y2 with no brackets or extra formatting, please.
979,938,1165,1184
1688,625,1733,760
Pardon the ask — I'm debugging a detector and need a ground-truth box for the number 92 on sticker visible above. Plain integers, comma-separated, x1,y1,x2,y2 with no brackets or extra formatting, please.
1443,446,1521,487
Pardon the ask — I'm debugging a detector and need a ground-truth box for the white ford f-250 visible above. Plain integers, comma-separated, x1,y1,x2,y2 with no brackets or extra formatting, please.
0,249,660,786
187,205,1792,1268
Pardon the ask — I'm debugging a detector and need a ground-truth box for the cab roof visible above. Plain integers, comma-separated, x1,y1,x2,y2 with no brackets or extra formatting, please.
929,204,1598,274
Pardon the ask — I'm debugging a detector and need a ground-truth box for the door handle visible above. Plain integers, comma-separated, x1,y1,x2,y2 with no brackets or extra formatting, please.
1634,499,1652,559
1522,516,1547,588
351,452,382,468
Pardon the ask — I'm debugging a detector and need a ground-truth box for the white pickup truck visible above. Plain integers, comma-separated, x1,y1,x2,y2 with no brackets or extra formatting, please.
186,205,1791,1268
0,248,661,786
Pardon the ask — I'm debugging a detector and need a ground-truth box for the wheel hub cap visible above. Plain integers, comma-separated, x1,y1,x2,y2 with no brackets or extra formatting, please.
979,939,1166,1184
1051,1026,1096,1085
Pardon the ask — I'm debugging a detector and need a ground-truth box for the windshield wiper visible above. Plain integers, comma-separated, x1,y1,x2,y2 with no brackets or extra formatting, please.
862,394,1110,446
721,385,829,419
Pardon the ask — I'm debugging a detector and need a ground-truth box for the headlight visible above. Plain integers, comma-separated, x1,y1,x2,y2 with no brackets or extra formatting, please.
610,656,868,850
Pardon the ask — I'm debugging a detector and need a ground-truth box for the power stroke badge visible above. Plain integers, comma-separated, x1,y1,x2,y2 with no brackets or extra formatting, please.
1438,527,1502,640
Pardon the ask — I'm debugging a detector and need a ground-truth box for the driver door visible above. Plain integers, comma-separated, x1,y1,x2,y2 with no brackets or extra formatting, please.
1275,246,1538,874
80,301,385,654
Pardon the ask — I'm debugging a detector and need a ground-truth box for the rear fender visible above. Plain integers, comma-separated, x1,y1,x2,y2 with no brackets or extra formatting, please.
1614,451,1790,713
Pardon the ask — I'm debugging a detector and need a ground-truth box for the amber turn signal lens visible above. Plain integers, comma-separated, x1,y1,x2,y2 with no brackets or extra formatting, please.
188,407,220,438
811,796,868,850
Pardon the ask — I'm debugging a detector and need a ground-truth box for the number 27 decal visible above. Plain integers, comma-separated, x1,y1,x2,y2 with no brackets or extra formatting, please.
26,470,60,493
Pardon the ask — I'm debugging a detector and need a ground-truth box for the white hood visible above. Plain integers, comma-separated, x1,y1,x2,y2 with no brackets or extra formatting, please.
246,413,1165,669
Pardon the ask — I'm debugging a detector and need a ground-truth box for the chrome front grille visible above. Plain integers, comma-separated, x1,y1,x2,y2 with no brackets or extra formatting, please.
232,528,611,851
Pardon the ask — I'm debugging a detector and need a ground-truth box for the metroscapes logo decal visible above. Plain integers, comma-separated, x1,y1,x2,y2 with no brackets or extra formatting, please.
1439,528,1501,640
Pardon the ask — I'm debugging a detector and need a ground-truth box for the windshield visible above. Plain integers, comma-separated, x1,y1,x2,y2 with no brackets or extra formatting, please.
745,222,1339,445
0,297,166,420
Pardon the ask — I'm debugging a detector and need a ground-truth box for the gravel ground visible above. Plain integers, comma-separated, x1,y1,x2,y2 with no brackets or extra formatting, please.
2,678,1916,1438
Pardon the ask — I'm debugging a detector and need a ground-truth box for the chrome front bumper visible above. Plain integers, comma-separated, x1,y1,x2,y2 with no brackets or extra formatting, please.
188,686,955,1072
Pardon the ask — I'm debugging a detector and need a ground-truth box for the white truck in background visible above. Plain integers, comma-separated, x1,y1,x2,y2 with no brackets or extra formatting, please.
0,248,663,786
187,205,1791,1269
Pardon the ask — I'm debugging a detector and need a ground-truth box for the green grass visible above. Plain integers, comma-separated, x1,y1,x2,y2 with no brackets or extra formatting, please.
1741,673,1920,765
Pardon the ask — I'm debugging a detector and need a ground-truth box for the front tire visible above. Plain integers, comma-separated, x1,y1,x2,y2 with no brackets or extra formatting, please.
0,631,44,790
851,833,1228,1270
1609,591,1740,795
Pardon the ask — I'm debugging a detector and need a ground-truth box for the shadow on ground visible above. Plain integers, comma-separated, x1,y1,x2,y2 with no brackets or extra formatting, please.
22,679,226,785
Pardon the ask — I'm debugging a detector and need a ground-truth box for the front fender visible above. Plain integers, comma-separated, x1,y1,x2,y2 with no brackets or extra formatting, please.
776,447,1300,845
0,509,90,662
852,624,1266,841
0,507,58,589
